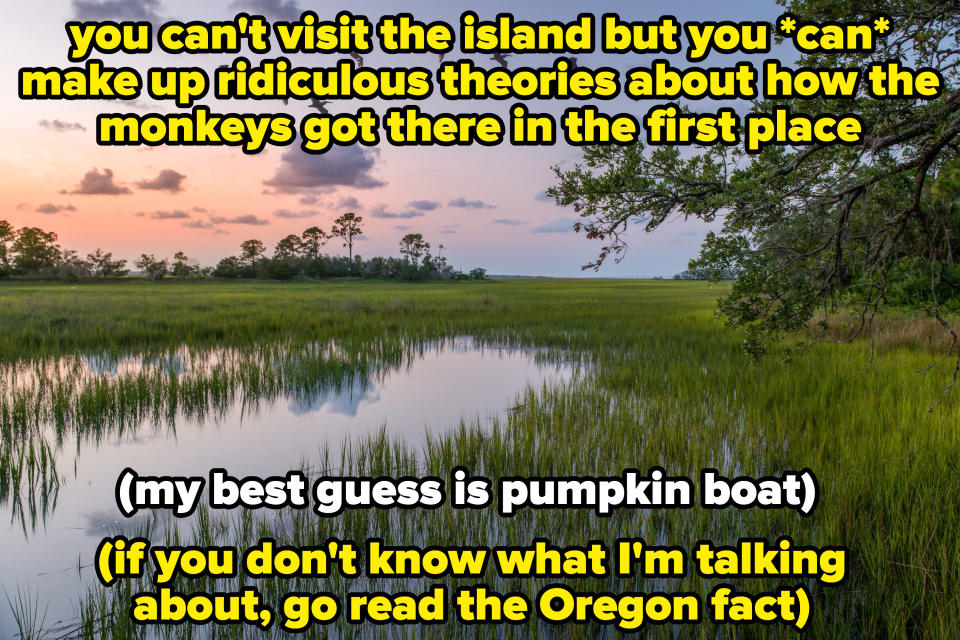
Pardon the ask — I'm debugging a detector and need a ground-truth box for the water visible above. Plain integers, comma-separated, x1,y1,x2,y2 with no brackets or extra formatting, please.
0,338,577,637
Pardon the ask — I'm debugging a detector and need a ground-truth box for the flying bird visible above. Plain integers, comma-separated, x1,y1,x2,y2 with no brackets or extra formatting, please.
309,99,330,114
350,52,364,67
491,52,511,68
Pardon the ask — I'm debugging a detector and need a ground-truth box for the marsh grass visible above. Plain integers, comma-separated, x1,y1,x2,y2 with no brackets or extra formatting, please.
0,279,958,639
4,587,47,640
0,434,58,534
808,309,960,354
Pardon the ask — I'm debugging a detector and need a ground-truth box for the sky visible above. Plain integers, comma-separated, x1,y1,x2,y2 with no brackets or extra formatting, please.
3,0,781,276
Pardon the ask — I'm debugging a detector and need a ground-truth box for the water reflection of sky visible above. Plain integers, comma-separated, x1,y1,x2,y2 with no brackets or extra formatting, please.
0,339,577,638
288,376,374,417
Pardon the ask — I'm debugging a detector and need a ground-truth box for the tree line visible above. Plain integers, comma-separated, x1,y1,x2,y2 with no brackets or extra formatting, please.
0,212,487,282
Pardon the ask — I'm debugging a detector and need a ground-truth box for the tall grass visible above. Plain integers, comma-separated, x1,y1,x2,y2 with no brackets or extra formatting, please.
0,434,58,534
0,279,958,638
4,587,47,640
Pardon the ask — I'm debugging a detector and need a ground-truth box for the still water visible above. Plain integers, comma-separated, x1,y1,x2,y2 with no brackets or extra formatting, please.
0,338,576,637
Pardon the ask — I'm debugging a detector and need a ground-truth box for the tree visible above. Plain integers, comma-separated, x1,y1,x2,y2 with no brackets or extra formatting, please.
274,234,302,261
551,0,960,357
60,250,92,280
0,220,13,271
87,249,128,277
171,251,196,278
12,227,60,274
399,233,430,266
240,239,266,276
300,227,328,260
135,254,168,281
331,213,363,261
213,256,241,278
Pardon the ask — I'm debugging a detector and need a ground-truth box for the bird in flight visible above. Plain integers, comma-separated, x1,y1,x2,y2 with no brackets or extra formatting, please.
491,52,511,68
350,52,364,67
309,99,330,114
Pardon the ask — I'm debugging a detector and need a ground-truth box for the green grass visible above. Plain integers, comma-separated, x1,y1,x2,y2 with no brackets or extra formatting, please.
1,278,958,639
4,586,47,640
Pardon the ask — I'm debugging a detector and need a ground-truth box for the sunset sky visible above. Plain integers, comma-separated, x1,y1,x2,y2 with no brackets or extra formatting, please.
3,0,776,276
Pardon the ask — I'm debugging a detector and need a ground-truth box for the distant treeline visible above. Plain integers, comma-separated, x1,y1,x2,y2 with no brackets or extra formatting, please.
0,213,486,282
673,267,738,281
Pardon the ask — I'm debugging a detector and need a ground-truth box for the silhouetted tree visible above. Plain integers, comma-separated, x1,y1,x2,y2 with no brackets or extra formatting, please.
87,249,128,277
399,233,430,267
12,227,60,274
135,254,168,280
0,220,13,272
240,239,266,276
213,256,241,278
300,227,328,260
331,213,363,261
60,250,92,280
274,234,302,261
171,251,197,278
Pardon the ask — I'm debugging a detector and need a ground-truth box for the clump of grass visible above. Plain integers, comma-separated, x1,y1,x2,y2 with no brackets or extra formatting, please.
809,308,960,354
5,586,48,640
0,434,59,533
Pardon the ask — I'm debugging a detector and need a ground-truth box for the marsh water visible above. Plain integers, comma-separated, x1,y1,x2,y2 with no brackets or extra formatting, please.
0,338,577,638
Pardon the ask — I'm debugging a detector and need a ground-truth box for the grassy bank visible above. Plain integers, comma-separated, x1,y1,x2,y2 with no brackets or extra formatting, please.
1,279,958,639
